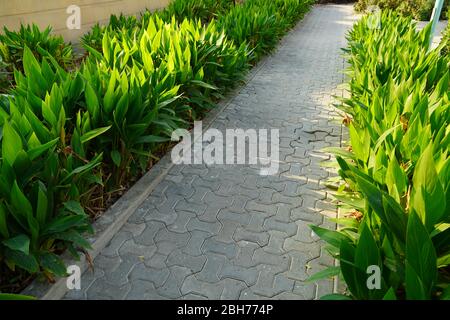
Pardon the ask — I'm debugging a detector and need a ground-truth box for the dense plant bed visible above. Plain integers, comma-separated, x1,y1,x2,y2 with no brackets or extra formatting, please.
354,0,449,20
443,10,450,55
310,10,450,300
0,0,314,294
317,0,354,3
0,25,74,93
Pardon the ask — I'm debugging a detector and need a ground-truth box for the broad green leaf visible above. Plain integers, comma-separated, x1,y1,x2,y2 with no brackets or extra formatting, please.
306,266,340,282
354,173,407,243
22,46,46,91
355,223,380,271
0,203,9,238
442,286,450,300
381,194,407,245
321,147,355,160
405,262,427,300
5,248,39,273
2,234,30,255
0,294,36,300
102,30,110,63
60,153,103,183
411,145,446,230
383,287,397,300
63,200,85,216
42,215,87,236
27,215,39,250
111,150,121,167
340,240,368,299
52,229,92,250
135,135,170,144
27,138,59,160
113,92,129,126
24,107,51,143
386,153,407,201
373,124,401,153
103,72,117,114
142,49,154,72
11,180,33,222
2,121,23,166
189,80,218,90
80,126,111,144
36,183,48,227
40,252,67,277
41,99,57,127
83,44,103,61
85,82,99,121
310,225,350,249
437,253,450,268
353,174,385,218
405,211,437,300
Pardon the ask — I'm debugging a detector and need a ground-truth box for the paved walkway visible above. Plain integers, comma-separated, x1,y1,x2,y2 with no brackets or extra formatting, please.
416,20,448,49
65,4,357,300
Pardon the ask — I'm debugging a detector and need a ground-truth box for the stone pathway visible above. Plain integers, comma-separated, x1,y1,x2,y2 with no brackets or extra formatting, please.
65,4,357,300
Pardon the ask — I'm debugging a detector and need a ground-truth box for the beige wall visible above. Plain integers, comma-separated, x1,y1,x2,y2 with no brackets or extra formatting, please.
0,0,170,43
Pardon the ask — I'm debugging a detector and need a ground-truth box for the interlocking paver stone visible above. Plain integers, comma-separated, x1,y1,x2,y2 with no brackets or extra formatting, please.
221,279,248,300
64,4,357,300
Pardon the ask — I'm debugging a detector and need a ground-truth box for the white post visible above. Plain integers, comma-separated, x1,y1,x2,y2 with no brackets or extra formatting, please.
429,0,445,49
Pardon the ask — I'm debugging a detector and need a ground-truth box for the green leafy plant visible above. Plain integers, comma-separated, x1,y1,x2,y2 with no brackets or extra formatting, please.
0,293,36,300
161,0,235,23
0,59,12,93
218,0,312,61
354,0,449,20
80,24,105,53
80,14,140,54
81,14,250,184
0,24,73,74
0,48,109,283
442,9,450,55
309,11,450,300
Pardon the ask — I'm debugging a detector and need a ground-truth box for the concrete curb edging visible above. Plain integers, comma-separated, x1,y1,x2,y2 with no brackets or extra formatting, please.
332,39,352,296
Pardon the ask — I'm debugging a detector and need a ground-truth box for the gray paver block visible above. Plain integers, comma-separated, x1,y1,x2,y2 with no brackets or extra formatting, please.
219,263,260,286
166,249,207,273
86,278,131,300
144,252,168,269
214,220,239,244
195,253,227,283
101,231,133,257
134,221,166,246
158,266,192,299
183,230,212,257
118,239,157,259
252,273,295,298
128,263,170,288
221,279,248,300
167,211,196,233
234,227,270,247
125,279,159,300
202,238,238,260
181,274,225,299
187,217,221,234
